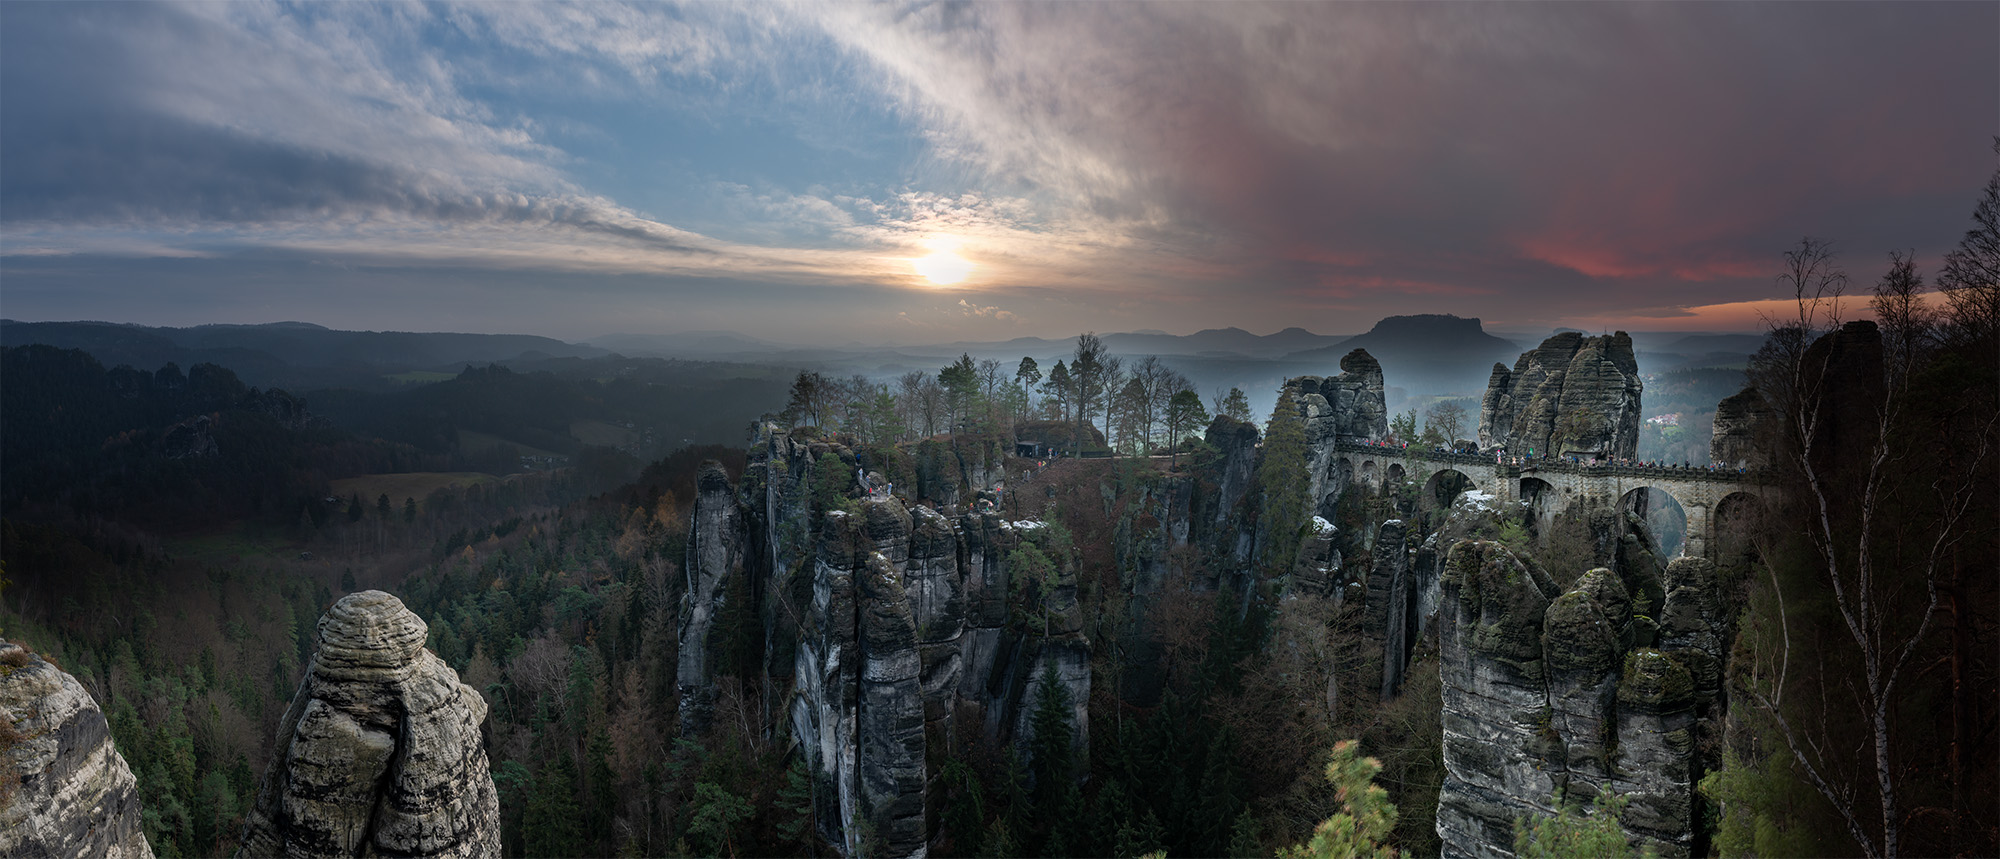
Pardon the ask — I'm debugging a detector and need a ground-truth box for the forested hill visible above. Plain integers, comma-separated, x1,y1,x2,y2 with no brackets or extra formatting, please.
0,345,432,528
0,319,607,391
304,358,790,463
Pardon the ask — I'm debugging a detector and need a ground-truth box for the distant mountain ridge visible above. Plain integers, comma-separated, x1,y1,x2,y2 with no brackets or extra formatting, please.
0,320,606,390
1283,314,1523,396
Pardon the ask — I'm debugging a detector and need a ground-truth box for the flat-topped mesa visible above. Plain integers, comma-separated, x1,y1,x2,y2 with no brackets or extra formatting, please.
1479,332,1642,460
1284,348,1388,519
0,640,154,859
239,591,499,859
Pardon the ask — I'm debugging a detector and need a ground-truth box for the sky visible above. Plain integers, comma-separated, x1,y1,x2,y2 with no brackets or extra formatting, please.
1,1,1994,345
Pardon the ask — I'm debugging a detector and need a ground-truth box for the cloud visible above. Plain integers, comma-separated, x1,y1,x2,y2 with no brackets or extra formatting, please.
1,1,1992,340
801,2,1996,317
958,299,1019,322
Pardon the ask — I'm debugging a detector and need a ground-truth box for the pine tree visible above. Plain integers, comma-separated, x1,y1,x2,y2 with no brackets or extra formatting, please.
1257,388,1310,576
1279,740,1399,859
523,756,583,858
1512,786,1653,859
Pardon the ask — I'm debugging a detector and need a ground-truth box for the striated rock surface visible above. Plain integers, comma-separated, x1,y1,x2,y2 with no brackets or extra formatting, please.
0,640,154,859
1437,539,1715,858
1479,332,1643,460
679,460,745,733
793,500,930,859
1284,349,1389,517
1436,541,1563,859
1367,519,1414,698
1204,415,1261,527
1708,387,1771,469
238,591,499,859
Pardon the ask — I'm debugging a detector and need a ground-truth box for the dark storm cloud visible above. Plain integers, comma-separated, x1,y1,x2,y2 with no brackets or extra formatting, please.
818,1,1996,322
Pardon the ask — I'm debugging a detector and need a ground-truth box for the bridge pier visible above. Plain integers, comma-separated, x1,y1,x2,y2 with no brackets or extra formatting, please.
1682,501,1711,561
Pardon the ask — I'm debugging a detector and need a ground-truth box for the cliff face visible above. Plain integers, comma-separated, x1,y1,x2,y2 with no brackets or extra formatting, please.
238,591,500,859
0,640,154,859
1709,386,1771,469
1436,541,1725,858
711,425,1087,859
1283,348,1387,518
1479,332,1643,459
678,460,745,733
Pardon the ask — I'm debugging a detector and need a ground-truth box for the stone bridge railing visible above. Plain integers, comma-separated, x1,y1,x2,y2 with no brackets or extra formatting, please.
1327,438,1771,559
1331,439,1763,483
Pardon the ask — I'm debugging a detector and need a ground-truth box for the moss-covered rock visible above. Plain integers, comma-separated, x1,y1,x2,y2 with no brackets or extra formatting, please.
1543,591,1620,676
1617,649,1694,711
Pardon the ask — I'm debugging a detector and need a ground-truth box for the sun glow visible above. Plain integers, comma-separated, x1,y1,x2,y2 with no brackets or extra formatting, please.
910,238,974,285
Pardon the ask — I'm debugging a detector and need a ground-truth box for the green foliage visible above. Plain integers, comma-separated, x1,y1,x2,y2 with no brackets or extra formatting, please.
1257,389,1311,575
1228,809,1264,858
1220,387,1253,422
1698,748,1846,858
1389,409,1418,444
776,756,816,850
524,756,583,858
940,759,988,857
1279,740,1400,859
687,780,755,858
1511,786,1654,859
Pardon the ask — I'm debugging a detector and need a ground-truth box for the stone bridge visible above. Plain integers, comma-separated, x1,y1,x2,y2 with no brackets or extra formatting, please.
1320,440,1769,559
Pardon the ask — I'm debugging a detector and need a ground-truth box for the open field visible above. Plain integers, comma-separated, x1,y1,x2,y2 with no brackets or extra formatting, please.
330,471,495,508
456,429,566,459
570,419,639,448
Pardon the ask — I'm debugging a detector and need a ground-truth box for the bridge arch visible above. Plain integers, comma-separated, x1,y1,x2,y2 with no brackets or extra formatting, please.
1386,463,1406,489
1425,468,1475,510
1519,476,1564,537
1619,485,1688,557
1711,490,1767,566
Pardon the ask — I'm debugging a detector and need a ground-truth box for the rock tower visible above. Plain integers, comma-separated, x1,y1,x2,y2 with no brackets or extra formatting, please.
238,590,499,858
0,639,154,858
1479,332,1643,459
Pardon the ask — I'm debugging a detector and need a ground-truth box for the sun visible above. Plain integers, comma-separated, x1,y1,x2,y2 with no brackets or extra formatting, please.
910,238,974,285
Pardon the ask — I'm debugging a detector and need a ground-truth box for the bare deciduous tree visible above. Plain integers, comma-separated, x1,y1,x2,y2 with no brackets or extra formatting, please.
1742,239,1997,858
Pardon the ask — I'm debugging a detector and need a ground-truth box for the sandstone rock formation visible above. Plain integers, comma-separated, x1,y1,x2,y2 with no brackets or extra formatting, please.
1479,332,1643,460
678,460,745,733
1708,387,1771,469
1284,349,1389,517
0,640,153,859
1203,415,1261,527
1437,541,1718,858
238,591,499,859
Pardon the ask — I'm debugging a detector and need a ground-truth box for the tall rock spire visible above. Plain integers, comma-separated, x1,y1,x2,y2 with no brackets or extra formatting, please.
238,591,499,858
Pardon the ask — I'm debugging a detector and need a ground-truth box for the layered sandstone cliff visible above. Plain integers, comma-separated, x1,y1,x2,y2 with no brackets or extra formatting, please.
1479,332,1643,460
0,640,154,859
685,424,1093,859
1282,348,1388,518
1708,387,1771,470
1436,540,1725,857
238,591,499,858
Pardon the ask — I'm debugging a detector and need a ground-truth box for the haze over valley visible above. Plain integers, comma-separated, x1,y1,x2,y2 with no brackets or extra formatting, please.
2,4,1994,859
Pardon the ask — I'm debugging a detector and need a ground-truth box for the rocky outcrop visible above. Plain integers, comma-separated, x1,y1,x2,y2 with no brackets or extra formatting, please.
1437,541,1715,858
1204,415,1261,527
238,591,499,859
1479,332,1643,460
0,640,153,859
1284,349,1389,517
678,460,744,733
1708,387,1771,469
1436,541,1564,858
